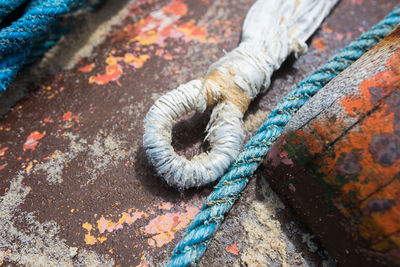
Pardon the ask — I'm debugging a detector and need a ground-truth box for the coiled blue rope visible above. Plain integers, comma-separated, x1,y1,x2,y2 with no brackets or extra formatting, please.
0,0,84,55
167,6,400,267
0,0,93,93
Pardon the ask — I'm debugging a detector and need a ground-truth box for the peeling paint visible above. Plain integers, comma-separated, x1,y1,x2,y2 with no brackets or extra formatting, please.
88,0,216,86
0,146,8,156
23,131,46,151
124,53,150,68
78,63,96,73
144,204,199,247
226,243,239,255
0,163,7,170
98,210,147,234
82,209,148,245
89,60,123,85
312,37,326,51
62,111,79,123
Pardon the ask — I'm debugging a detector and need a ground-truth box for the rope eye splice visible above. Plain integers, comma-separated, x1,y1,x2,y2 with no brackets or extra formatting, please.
143,0,339,190
166,5,400,267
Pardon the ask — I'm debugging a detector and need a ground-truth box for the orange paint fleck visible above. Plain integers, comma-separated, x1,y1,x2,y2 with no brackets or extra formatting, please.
43,117,53,123
226,243,239,255
124,53,150,68
89,64,123,85
312,37,326,51
120,0,215,46
144,204,199,247
62,111,79,123
82,222,97,245
162,0,187,16
78,63,95,73
97,210,146,234
348,0,364,4
175,21,210,42
23,131,46,151
25,162,33,173
97,236,107,243
90,0,216,86
82,209,147,245
163,53,173,60
0,147,8,156
322,25,333,33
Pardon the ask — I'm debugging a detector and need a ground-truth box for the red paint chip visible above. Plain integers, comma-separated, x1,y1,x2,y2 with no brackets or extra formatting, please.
23,131,46,151
226,243,239,255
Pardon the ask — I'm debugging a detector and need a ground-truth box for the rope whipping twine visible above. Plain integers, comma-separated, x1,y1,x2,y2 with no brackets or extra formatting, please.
143,0,338,190
167,6,400,267
0,0,95,93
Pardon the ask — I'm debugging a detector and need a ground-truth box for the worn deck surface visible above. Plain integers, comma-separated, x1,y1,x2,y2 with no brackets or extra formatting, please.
0,0,398,266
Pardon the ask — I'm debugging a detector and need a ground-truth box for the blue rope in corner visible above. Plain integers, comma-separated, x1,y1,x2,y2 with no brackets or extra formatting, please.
0,0,84,55
0,0,93,93
167,6,400,267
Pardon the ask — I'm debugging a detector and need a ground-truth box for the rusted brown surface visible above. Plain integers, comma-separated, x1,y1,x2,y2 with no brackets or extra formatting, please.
263,28,400,266
0,0,398,266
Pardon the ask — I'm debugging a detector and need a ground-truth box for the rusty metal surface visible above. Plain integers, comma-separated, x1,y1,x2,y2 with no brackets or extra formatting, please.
262,28,400,266
0,0,398,266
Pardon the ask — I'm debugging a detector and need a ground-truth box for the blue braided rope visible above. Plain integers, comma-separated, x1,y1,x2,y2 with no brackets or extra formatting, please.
0,21,71,92
0,0,85,55
167,6,400,267
25,23,72,65
0,0,27,24
0,0,93,93
0,52,27,92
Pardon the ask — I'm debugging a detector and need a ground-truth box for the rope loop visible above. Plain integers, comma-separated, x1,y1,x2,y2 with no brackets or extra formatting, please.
144,0,340,190
166,5,400,266
143,79,244,190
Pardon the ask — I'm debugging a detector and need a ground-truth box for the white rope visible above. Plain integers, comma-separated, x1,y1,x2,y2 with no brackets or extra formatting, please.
143,0,338,190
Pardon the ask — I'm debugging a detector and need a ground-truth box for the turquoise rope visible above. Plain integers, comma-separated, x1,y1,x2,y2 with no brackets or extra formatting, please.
0,0,84,55
167,6,400,267
0,0,94,93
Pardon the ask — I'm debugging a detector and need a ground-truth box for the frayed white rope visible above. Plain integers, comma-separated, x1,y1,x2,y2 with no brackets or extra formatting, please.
143,0,338,190
143,80,244,189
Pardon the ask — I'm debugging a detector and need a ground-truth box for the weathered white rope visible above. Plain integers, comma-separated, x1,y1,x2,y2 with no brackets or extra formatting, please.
143,0,338,190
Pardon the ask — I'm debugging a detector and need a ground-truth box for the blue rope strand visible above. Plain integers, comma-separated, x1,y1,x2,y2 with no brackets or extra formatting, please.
0,0,85,56
0,0,94,93
0,52,27,92
25,22,72,65
0,21,71,92
167,6,400,267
